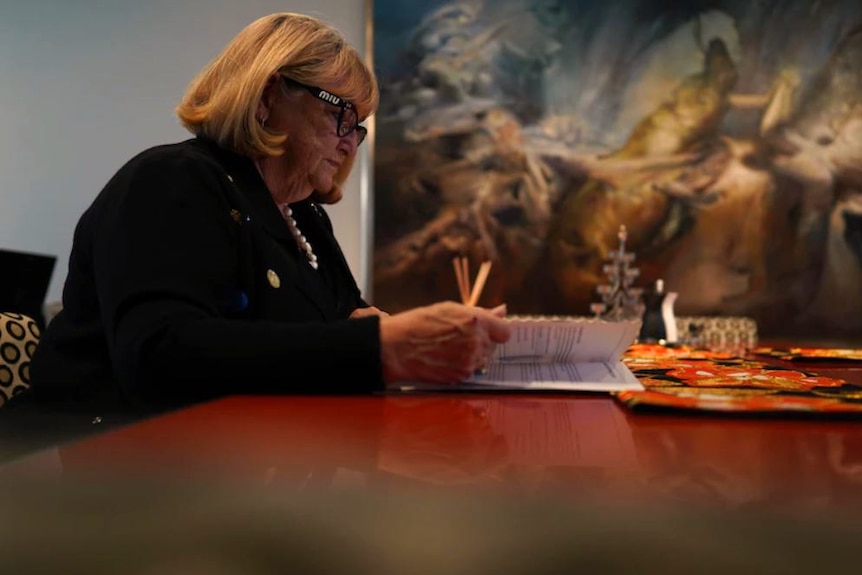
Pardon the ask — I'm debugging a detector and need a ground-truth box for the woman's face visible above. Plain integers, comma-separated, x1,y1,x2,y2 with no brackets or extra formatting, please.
265,77,364,194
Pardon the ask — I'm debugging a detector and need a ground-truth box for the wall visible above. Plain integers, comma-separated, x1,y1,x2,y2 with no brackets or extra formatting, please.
0,0,370,304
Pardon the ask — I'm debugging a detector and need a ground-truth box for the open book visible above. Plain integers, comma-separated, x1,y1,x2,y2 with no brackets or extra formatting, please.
400,316,644,393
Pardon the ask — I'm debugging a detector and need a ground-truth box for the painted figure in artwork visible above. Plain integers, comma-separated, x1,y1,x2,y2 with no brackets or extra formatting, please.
373,0,862,341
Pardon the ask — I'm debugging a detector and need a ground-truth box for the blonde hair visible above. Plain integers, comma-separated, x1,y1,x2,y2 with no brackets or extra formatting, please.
176,13,378,203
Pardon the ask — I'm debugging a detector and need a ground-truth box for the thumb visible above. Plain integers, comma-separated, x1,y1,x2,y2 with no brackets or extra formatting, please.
484,314,513,343
487,303,508,318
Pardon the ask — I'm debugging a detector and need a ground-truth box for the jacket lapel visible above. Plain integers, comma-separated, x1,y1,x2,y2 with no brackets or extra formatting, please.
205,141,336,319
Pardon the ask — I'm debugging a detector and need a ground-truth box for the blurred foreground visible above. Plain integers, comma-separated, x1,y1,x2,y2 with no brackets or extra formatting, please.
2,475,861,575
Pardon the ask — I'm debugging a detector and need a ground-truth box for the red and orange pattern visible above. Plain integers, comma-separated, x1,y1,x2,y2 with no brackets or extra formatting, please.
751,347,862,362
617,344,862,415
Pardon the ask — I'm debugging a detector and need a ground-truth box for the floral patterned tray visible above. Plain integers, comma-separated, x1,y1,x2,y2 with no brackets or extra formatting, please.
614,344,862,415
751,347,862,362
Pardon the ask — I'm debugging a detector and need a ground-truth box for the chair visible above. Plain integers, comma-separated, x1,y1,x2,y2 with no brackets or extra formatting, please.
0,312,41,408
0,248,57,331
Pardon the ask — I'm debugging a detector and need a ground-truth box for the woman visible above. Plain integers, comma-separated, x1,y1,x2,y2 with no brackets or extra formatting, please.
26,13,511,420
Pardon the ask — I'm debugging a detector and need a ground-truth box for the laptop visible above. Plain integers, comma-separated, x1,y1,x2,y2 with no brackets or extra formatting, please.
0,248,57,329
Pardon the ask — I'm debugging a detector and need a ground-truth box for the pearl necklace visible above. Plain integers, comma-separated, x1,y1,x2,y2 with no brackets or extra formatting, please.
280,204,319,269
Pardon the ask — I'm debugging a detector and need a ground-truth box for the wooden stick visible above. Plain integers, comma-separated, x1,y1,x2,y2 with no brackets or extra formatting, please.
467,261,492,306
452,257,469,304
452,257,464,303
460,257,470,304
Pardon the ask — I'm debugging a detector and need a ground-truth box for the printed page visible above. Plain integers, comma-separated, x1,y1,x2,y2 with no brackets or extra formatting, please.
464,360,644,391
494,317,641,364
398,361,644,393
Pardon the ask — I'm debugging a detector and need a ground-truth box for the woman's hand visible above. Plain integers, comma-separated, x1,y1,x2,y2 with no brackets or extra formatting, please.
350,306,390,319
378,302,511,386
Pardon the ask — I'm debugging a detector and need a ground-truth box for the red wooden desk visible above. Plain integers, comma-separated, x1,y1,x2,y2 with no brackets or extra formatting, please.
3,361,862,574
29,356,859,517
5,386,862,575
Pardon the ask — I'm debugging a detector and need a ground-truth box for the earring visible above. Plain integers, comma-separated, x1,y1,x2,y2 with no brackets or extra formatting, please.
259,116,267,129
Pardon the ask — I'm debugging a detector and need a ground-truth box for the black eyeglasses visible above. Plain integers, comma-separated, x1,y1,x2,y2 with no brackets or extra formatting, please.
280,76,367,145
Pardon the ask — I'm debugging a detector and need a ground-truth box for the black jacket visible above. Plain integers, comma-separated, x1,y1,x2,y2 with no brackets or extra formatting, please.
29,137,384,414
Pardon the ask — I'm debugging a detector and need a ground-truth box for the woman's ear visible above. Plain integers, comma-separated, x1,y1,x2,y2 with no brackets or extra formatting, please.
256,75,280,125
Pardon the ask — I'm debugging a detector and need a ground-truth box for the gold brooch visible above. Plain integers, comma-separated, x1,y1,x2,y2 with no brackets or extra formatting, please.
266,269,281,288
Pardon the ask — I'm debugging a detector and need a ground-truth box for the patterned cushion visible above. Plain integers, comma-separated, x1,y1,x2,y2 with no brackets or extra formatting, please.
0,312,41,408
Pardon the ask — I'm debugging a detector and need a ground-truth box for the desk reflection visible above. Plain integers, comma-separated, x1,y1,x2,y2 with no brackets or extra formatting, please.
46,394,862,514
377,397,638,488
629,414,862,511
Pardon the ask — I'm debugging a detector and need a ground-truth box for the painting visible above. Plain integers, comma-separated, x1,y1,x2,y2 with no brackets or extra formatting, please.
370,0,862,342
